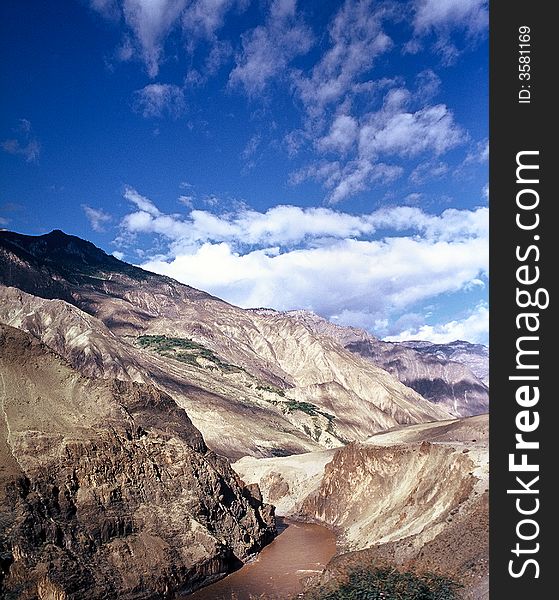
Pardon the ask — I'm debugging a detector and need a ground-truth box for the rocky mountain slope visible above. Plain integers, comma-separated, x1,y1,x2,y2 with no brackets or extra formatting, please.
275,310,489,417
0,229,489,598
235,414,488,599
0,324,275,598
401,340,489,385
0,230,456,459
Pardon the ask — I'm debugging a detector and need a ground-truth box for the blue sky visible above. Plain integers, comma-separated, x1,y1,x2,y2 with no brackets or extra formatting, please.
0,0,489,344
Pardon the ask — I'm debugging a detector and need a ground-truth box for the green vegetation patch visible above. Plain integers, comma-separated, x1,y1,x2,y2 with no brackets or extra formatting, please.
137,335,243,372
282,400,335,422
312,568,463,600
256,383,286,397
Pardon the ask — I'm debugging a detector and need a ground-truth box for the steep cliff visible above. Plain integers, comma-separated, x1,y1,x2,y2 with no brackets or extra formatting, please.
0,325,275,599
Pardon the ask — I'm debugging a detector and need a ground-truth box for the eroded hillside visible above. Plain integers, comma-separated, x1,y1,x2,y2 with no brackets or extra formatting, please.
0,231,458,459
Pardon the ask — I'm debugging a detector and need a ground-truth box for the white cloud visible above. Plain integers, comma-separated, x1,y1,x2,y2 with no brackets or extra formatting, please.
328,160,403,204
229,0,313,95
182,0,239,40
91,0,244,76
132,83,185,118
119,188,488,247
140,237,487,332
90,0,120,19
294,81,465,202
123,186,161,215
122,0,188,77
178,194,194,207
405,192,423,204
413,0,488,36
411,0,488,64
115,188,488,341
414,68,441,102
1,139,40,163
294,0,392,117
463,138,489,164
385,302,489,345
358,96,465,158
409,159,448,184
82,205,113,232
317,114,358,153
241,133,262,161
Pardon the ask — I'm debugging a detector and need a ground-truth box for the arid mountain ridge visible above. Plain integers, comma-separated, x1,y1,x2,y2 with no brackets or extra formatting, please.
0,229,489,598
0,230,488,439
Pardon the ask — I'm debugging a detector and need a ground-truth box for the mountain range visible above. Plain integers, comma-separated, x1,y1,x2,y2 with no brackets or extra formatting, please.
0,230,489,598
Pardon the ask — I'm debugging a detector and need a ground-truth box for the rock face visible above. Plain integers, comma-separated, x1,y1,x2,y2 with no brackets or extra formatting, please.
0,230,454,460
0,325,275,599
279,310,489,417
235,415,489,598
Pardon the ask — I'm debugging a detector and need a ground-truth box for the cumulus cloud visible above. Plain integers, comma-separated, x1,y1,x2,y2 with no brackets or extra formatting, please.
1,119,41,163
132,83,186,118
385,302,489,344
82,205,113,232
119,187,487,248
114,188,488,342
140,237,488,335
229,0,313,95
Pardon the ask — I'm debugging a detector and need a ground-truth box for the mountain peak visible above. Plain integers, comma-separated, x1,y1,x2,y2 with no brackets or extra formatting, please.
0,228,140,276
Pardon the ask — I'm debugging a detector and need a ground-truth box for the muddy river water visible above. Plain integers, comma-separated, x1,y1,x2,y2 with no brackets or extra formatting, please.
186,518,337,600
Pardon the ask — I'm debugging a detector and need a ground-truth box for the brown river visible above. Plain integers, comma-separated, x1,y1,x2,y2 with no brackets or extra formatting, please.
186,518,337,600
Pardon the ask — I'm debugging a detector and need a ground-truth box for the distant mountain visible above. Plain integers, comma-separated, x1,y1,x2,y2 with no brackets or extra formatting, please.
400,339,489,385
270,309,489,417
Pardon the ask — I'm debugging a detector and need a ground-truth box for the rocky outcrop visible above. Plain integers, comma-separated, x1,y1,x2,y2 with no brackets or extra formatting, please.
0,325,275,599
306,491,489,600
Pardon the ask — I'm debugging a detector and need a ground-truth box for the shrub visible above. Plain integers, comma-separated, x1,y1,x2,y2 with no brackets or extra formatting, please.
313,568,462,600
